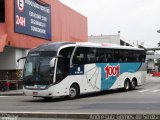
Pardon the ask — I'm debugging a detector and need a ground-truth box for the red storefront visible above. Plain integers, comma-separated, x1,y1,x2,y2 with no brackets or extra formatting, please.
0,0,87,81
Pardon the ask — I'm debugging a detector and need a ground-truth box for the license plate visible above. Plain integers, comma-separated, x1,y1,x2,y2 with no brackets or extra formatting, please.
33,92,38,96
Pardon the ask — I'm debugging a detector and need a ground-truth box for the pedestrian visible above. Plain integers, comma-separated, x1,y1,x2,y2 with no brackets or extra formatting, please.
5,80,10,91
5,72,10,91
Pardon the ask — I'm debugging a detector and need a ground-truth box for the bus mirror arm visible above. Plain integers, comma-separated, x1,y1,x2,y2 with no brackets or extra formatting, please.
56,55,63,58
50,55,63,67
17,57,26,63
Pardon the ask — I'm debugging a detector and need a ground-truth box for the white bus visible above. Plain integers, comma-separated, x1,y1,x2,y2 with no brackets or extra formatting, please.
22,42,146,99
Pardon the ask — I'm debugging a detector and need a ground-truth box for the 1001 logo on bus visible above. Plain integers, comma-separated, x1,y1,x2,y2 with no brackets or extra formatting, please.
104,64,120,79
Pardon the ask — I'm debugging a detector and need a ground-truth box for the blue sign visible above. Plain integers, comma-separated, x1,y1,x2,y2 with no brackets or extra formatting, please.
14,0,51,40
70,65,84,75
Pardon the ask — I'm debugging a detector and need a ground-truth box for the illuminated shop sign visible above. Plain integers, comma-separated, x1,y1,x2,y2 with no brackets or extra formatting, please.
14,0,51,40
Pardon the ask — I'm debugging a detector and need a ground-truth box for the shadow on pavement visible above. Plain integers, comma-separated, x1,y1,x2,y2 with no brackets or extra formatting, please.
24,88,139,103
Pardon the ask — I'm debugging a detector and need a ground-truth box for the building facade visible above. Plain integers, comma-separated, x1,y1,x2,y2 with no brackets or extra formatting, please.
0,0,88,80
88,34,131,46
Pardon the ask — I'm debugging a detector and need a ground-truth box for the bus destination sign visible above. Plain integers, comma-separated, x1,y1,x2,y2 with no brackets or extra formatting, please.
14,0,51,40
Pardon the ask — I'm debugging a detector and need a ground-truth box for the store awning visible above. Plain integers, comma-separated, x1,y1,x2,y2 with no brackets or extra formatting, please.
0,34,7,52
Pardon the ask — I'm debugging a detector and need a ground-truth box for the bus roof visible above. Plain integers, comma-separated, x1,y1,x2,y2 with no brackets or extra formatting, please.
75,42,144,51
30,42,144,52
30,42,76,52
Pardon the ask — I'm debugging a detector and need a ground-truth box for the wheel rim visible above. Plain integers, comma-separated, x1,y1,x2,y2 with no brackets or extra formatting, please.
69,87,77,98
125,81,129,90
132,80,136,89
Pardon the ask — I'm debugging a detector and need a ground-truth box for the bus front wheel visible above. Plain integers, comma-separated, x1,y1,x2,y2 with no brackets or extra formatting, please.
68,84,79,99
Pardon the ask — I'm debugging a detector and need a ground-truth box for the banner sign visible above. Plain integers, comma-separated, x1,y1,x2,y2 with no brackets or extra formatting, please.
14,0,51,40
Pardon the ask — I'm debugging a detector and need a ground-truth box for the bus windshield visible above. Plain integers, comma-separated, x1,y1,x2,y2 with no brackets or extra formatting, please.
23,51,57,85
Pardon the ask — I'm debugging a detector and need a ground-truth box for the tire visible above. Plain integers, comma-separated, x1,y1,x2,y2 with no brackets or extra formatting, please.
124,79,130,91
131,79,136,90
68,84,79,99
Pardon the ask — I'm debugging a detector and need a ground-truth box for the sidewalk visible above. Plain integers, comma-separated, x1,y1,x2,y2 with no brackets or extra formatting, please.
0,89,23,96
146,73,160,81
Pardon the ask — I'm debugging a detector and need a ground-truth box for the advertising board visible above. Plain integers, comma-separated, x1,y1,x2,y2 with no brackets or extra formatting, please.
14,0,51,40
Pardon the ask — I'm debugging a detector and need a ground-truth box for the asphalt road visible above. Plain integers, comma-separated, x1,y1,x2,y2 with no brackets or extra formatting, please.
0,75,160,115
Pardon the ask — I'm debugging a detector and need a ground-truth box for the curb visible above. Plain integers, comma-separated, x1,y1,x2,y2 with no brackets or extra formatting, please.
0,112,91,119
1,112,160,119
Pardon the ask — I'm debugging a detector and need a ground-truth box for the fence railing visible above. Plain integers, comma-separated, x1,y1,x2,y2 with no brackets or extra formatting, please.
0,80,23,92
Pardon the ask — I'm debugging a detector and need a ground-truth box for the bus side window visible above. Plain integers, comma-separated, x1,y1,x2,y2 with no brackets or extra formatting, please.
77,53,85,64
73,52,83,65
96,48,109,63
139,52,146,62
56,47,74,83
73,47,97,65
86,48,96,63
73,47,86,65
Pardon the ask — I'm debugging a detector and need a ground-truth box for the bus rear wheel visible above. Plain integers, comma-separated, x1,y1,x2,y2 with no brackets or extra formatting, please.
131,79,137,90
69,84,79,99
124,79,130,91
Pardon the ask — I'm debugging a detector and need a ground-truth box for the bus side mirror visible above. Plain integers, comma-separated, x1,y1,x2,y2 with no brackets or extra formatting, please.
50,58,56,67
17,57,26,63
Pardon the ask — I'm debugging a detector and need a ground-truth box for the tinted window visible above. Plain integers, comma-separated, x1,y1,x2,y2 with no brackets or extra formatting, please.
73,47,145,64
56,47,74,83
73,47,97,65
96,48,114,63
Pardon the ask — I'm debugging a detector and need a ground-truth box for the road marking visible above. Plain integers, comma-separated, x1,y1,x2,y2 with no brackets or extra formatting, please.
0,96,9,97
138,89,160,93
151,89,160,92
138,89,150,93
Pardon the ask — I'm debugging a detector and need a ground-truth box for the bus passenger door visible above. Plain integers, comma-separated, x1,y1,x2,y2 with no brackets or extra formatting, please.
55,47,74,93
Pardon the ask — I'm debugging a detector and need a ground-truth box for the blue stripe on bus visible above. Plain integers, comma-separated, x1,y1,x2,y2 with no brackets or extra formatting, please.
96,62,142,90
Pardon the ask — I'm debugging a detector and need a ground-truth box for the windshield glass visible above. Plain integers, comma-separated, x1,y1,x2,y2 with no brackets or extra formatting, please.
23,51,57,85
